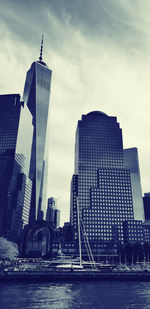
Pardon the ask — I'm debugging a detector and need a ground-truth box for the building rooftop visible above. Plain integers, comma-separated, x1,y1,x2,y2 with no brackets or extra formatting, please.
86,111,108,117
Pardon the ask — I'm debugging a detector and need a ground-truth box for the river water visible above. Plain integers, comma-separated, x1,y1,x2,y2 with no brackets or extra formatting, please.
0,281,150,309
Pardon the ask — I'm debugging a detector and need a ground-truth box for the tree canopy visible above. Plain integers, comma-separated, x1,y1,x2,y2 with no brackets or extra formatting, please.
0,237,18,260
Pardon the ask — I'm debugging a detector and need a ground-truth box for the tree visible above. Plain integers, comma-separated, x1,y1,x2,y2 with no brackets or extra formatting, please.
0,237,18,260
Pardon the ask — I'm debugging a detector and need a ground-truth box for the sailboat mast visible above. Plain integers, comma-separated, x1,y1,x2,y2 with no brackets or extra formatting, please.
76,197,82,266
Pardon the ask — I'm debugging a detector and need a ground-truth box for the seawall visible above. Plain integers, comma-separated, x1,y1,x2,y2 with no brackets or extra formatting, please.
1,270,150,282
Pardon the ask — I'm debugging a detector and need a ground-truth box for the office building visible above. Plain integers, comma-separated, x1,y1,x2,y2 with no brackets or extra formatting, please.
23,37,52,223
143,193,150,221
143,223,150,243
46,197,60,228
124,148,144,221
0,94,31,241
70,111,144,244
0,38,52,242
123,220,144,244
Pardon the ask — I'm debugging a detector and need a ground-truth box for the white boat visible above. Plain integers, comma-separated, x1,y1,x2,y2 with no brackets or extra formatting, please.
56,264,83,269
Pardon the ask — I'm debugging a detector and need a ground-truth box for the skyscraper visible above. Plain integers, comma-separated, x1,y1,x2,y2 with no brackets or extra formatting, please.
0,94,21,236
23,37,52,223
70,111,144,243
0,39,52,242
124,148,144,221
143,193,150,221
0,94,31,240
46,197,60,228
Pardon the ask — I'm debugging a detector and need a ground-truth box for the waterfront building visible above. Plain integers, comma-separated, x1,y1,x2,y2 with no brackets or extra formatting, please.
23,36,52,224
123,220,144,244
6,154,32,242
62,222,74,242
143,193,150,221
46,197,60,228
0,38,52,243
124,148,144,221
143,223,150,243
0,94,31,241
19,39,53,255
70,111,144,245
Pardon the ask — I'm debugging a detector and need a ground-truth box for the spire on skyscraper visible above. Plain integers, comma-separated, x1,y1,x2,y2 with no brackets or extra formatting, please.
38,34,48,67
23,37,52,223
39,34,44,62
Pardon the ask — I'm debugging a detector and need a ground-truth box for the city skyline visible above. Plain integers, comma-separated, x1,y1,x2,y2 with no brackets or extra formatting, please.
0,0,150,225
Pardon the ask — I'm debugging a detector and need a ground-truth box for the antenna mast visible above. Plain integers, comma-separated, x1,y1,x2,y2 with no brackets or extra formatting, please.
39,34,44,62
76,197,82,267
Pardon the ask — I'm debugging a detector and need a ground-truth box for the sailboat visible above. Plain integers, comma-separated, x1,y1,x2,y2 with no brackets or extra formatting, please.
55,198,98,271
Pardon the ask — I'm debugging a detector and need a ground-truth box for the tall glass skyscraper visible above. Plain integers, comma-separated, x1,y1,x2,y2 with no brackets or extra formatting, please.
0,94,32,240
0,41,52,242
70,111,144,243
124,148,144,221
0,94,21,235
23,44,52,223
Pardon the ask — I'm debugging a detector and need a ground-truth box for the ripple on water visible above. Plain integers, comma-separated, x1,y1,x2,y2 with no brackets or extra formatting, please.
0,281,150,309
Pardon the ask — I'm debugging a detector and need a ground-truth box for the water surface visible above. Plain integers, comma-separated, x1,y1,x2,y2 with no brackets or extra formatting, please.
0,281,150,309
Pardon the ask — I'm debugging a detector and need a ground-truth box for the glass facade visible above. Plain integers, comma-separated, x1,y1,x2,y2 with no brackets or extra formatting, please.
143,222,150,243
0,94,21,154
23,60,52,222
0,153,14,235
0,55,52,241
6,154,32,241
0,94,32,240
143,193,150,221
0,94,21,236
70,111,135,243
124,148,144,221
46,197,60,228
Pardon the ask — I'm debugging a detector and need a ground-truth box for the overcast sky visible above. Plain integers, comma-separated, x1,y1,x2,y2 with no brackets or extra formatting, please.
0,0,150,225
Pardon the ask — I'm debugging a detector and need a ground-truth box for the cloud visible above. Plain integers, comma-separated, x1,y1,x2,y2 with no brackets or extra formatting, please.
1,0,149,52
